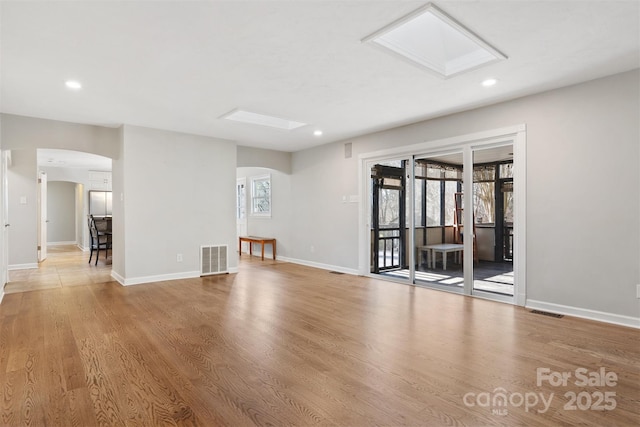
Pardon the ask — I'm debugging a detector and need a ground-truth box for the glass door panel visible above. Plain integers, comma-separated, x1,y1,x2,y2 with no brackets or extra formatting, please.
472,145,514,297
413,153,465,291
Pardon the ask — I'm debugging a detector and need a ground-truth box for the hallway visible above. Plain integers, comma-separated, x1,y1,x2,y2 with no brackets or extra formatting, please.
4,245,113,294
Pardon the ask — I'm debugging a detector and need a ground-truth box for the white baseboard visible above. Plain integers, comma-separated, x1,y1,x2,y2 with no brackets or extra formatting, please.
110,269,242,286
112,270,202,286
111,270,125,285
8,263,38,271
0,289,4,305
277,256,359,276
48,241,77,246
526,299,640,329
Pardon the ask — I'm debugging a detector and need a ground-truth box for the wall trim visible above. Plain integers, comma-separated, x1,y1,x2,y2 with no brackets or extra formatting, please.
0,289,4,305
48,241,77,246
358,124,526,162
111,268,238,286
277,256,359,276
112,270,202,286
8,263,38,270
110,270,125,285
526,299,640,329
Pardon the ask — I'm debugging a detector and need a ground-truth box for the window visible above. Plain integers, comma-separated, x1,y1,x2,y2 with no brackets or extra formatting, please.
251,175,271,216
426,180,441,226
414,178,423,227
473,165,496,224
417,160,463,227
444,181,458,225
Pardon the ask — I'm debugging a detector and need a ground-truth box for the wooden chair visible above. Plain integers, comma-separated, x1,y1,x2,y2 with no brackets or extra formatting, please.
88,216,111,265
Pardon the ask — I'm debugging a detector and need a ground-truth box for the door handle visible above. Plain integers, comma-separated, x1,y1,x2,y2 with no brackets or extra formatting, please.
4,224,9,227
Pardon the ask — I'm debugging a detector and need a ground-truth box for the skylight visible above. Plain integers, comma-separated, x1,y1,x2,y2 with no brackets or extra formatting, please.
221,109,307,130
363,3,506,78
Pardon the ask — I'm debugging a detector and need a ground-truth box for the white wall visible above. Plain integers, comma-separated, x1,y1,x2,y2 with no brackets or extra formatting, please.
291,141,360,270
111,127,126,278
1,114,120,158
237,167,292,260
237,146,292,174
75,183,85,248
1,115,119,261
112,125,237,284
47,181,76,243
6,149,38,268
290,70,640,322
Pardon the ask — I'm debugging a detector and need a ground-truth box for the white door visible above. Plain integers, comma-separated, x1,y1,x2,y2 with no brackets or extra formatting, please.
236,178,247,251
38,171,47,262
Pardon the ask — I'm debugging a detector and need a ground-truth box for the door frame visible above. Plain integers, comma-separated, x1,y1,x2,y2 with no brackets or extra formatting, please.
1,151,10,289
236,177,248,252
358,125,527,306
371,162,408,273
37,171,47,262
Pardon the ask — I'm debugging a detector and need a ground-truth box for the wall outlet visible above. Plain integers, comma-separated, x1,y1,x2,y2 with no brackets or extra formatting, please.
637,284,640,299
310,246,315,253
176,253,183,262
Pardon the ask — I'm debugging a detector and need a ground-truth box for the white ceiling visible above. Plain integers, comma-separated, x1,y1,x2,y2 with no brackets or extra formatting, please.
1,1,639,153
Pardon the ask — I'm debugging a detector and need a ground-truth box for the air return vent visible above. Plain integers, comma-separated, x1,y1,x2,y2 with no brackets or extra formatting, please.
200,245,228,276
531,309,564,318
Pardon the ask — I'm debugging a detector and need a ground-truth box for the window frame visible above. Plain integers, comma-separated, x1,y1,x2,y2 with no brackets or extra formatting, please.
250,174,272,217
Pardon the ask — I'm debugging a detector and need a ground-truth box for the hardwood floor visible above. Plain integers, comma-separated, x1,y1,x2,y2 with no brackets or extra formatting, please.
4,245,113,294
1,247,638,426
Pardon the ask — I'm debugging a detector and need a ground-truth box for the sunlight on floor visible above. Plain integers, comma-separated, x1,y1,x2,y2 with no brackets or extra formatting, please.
5,245,113,294
381,263,514,296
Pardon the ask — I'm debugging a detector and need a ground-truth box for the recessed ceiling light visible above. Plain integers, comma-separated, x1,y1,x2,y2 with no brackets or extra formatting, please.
482,78,498,87
313,130,323,136
363,3,506,78
220,109,306,130
65,80,82,90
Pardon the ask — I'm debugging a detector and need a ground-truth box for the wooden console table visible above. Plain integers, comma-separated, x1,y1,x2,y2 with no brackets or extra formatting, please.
239,236,276,261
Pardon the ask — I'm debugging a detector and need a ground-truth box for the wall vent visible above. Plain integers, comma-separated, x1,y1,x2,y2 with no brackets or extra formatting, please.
200,245,228,276
530,309,564,318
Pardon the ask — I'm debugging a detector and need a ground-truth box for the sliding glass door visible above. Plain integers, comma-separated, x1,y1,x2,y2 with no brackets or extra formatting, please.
471,145,515,300
413,152,465,292
364,128,524,305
